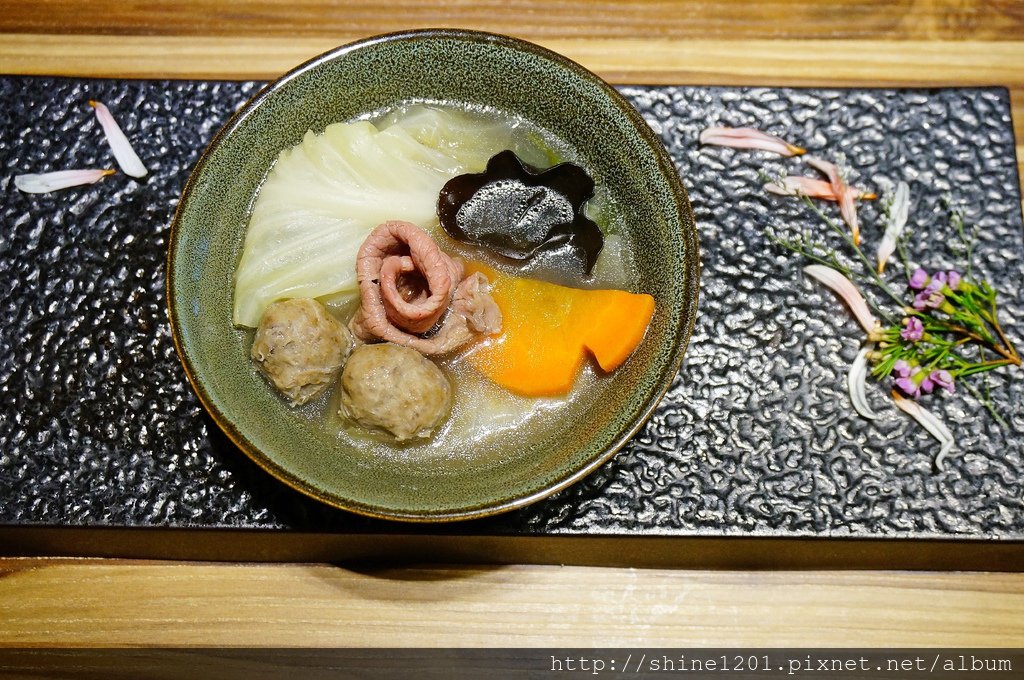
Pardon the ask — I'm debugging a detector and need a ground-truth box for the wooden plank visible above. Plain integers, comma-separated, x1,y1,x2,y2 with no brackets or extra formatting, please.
2,35,1021,86
3,0,1023,41
1,35,1022,86
1,559,1023,646
3,35,1020,186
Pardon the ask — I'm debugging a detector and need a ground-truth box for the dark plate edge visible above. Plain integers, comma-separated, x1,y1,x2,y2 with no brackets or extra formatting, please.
2,525,1022,572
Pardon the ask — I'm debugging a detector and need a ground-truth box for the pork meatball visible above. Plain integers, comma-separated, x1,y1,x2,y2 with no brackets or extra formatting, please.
340,343,452,441
251,298,354,405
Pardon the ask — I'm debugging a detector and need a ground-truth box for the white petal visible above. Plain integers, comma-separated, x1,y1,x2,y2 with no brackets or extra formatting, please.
876,239,896,275
838,189,861,245
804,264,877,334
892,391,956,470
14,168,114,193
847,344,879,419
890,181,910,230
90,100,148,178
876,181,910,273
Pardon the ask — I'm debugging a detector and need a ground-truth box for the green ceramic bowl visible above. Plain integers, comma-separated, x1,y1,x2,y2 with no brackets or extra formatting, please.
167,29,700,522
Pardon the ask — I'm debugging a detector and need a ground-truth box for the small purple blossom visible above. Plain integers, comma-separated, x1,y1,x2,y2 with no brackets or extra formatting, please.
930,369,956,394
894,364,939,398
909,268,929,290
913,289,944,310
895,376,919,398
893,360,912,378
901,316,924,342
909,268,962,296
913,279,946,310
894,364,955,399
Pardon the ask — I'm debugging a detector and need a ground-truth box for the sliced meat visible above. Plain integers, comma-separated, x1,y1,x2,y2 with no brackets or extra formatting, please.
354,220,463,335
453,271,502,335
349,221,502,355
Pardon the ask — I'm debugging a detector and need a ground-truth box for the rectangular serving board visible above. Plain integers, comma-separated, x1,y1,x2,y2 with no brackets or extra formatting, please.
1,76,1022,569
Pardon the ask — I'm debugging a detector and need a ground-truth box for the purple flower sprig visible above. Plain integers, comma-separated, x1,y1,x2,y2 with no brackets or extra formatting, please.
707,133,1021,463
768,180,1020,468
872,266,1019,400
766,177,1019,409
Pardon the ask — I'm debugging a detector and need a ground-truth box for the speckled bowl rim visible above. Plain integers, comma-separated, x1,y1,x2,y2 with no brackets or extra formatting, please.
167,28,701,522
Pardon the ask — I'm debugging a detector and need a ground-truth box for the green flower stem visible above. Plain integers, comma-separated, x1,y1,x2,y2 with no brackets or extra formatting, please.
950,209,977,281
934,317,1018,365
985,299,1019,360
912,312,1006,354
957,358,1018,377
768,228,895,324
895,230,915,282
800,196,907,311
962,379,1008,427
925,344,956,371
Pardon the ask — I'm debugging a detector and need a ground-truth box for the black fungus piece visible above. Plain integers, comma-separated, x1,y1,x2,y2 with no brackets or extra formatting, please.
437,150,604,274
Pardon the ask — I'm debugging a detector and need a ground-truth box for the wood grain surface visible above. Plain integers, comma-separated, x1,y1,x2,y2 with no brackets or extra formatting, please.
2,559,1023,646
1,0,1023,648
3,0,1023,40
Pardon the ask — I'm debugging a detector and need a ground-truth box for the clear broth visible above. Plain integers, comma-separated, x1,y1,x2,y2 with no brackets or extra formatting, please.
250,100,642,469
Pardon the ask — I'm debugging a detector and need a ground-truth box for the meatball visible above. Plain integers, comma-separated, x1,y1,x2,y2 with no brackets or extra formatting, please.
340,343,452,441
251,298,354,405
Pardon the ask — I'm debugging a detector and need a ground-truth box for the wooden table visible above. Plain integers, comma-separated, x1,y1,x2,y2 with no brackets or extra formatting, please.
2,1,1023,647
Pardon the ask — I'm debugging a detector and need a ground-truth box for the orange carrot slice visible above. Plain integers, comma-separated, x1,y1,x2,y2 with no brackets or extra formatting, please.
466,262,655,397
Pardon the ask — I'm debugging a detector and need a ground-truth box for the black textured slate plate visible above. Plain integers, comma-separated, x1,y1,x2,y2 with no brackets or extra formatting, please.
1,76,1022,569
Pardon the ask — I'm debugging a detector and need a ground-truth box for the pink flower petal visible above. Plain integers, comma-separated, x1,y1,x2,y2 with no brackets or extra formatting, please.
89,100,148,178
892,390,955,470
837,189,861,245
805,156,861,245
804,155,841,185
765,176,837,199
804,264,877,334
13,168,115,194
699,126,805,157
766,176,876,202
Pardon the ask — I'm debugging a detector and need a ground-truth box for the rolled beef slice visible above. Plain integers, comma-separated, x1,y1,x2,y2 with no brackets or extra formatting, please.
350,221,501,355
